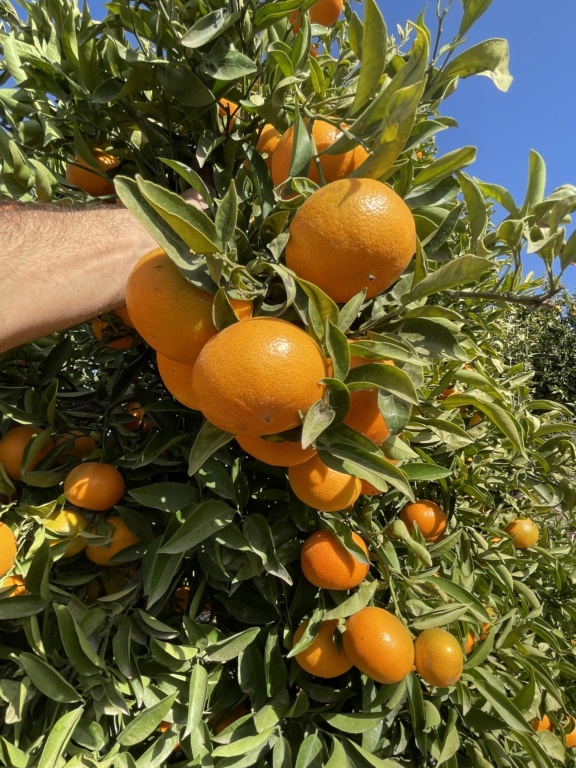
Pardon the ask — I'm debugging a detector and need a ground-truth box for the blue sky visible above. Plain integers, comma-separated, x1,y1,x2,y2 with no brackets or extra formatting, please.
87,0,576,290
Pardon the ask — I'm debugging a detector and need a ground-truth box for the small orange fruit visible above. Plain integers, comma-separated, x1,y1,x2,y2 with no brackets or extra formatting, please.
469,412,483,427
289,454,361,512
125,249,252,365
285,178,416,303
300,530,369,590
465,629,477,655
85,517,142,566
0,522,17,578
65,148,119,196
439,387,455,400
342,606,414,684
64,462,125,511
400,500,447,543
271,120,368,189
173,585,191,614
504,518,539,549
532,714,553,732
344,389,390,446
2,574,25,596
45,509,89,557
309,43,319,57
219,99,238,132
414,628,464,687
236,434,316,467
290,0,343,30
566,717,576,748
293,619,353,678
256,124,281,171
192,317,327,437
0,425,53,480
56,431,97,461
122,402,152,432
157,353,199,410
91,319,134,350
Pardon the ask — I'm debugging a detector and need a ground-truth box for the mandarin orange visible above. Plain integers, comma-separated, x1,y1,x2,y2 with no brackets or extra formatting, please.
64,462,125,511
65,148,119,196
414,628,464,687
400,500,447,543
236,434,316,467
285,178,416,303
0,425,53,480
300,530,369,590
85,516,142,566
293,618,353,678
0,522,17,578
504,518,539,549
288,453,361,512
157,353,199,410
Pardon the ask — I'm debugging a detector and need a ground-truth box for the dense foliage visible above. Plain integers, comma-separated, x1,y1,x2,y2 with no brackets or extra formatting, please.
1,1,576,767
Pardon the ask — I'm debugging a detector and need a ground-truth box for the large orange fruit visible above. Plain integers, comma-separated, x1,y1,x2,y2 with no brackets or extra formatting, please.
271,120,368,188
504,518,539,549
300,529,369,590
125,249,252,364
157,353,199,410
288,453,361,512
2,574,25,596
236,434,316,467
342,607,414,684
344,389,390,446
290,0,343,30
85,517,142,566
293,618,353,678
414,628,464,687
112,306,134,328
64,462,125,511
0,425,53,480
192,317,327,436
45,509,89,557
256,124,281,171
285,178,416,303
400,500,447,543
0,523,17,578
65,148,119,196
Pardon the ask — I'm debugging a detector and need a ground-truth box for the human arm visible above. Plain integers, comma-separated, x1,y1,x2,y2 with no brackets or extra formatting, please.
0,192,204,353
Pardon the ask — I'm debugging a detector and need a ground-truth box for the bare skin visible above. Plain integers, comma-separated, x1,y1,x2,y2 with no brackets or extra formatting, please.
0,192,205,353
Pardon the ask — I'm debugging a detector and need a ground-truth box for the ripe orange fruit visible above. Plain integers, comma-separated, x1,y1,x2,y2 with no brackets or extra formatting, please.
414,628,464,687
56,431,97,461
219,99,238,132
125,249,252,365
236,434,316,467
504,518,539,549
2,574,25,596
293,619,353,678
113,306,134,328
157,353,199,410
465,629,476,655
271,120,368,189
122,402,153,432
288,454,361,512
286,178,416,303
343,606,414,684
290,0,343,30
92,319,134,350
400,500,447,543
565,718,576,748
344,389,390,446
65,148,119,196
45,509,88,557
300,529,369,590
173,585,191,614
64,462,125,511
0,522,17,577
192,317,327,436
469,412,483,427
532,714,553,732
85,517,142,566
256,124,281,171
439,387,455,400
0,425,53,480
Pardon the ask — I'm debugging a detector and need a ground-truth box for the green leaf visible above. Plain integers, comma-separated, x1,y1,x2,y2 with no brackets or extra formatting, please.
216,181,238,245
404,255,494,303
442,393,526,456
410,605,469,629
401,464,452,481
295,733,324,768
386,520,432,567
349,0,386,116
437,708,460,766
0,596,47,620
342,738,404,767
459,0,494,36
199,45,258,81
406,672,427,756
18,653,82,703
188,420,234,476
128,483,199,514
323,581,379,621
325,320,350,381
323,711,386,735
434,39,513,92
399,318,468,360
521,149,546,217
37,706,84,768
457,172,488,247
183,663,208,739
212,727,276,758
206,627,260,662
159,500,236,554
53,604,107,676
117,692,177,746
466,669,531,733
412,147,477,190
346,364,418,405
181,9,240,48
325,738,350,768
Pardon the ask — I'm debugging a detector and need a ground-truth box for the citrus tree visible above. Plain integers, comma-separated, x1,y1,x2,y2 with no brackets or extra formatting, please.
1,0,576,767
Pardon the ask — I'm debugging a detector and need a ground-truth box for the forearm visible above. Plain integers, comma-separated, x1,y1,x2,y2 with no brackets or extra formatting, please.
0,202,157,353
